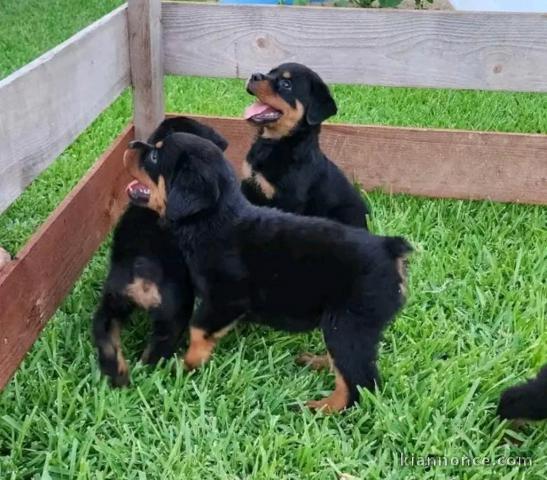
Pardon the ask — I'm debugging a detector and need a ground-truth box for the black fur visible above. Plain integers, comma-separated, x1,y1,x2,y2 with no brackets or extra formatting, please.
243,62,368,228
92,117,227,386
127,131,412,409
498,365,547,421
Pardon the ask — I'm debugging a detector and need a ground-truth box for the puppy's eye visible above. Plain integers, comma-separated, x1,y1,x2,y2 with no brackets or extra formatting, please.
279,79,292,90
148,150,159,164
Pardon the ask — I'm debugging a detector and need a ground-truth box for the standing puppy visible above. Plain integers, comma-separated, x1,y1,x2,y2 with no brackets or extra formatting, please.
93,117,228,386
243,63,369,228
123,132,411,411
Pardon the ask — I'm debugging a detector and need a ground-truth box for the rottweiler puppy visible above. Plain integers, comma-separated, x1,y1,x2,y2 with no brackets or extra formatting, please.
123,131,411,412
242,62,368,228
498,365,547,421
93,117,227,386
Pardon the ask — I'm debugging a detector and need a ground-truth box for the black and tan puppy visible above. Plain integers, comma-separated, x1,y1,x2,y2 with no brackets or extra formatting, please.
123,131,411,411
93,117,227,386
242,62,368,228
498,365,547,421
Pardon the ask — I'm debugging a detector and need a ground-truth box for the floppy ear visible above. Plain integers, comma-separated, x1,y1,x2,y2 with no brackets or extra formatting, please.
306,74,337,125
149,117,229,152
128,140,154,151
165,159,220,221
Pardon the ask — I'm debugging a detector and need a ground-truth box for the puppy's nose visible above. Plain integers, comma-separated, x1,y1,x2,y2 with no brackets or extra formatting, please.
247,72,265,94
250,73,265,82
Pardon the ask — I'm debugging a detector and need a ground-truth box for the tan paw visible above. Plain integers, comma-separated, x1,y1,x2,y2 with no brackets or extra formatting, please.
296,352,332,371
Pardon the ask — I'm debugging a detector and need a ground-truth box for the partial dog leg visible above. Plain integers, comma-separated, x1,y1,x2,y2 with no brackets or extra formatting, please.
141,283,194,365
183,302,244,370
296,352,332,371
330,203,368,230
92,293,133,387
307,311,384,413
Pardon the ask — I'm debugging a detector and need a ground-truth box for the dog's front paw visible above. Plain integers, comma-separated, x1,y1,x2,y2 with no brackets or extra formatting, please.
306,397,347,414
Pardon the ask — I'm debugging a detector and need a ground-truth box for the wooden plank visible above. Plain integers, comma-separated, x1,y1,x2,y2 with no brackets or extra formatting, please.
0,247,11,271
180,115,547,205
0,126,133,390
162,3,547,93
128,0,165,140
0,5,130,214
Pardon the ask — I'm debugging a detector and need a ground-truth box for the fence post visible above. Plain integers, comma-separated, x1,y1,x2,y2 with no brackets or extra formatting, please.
127,0,164,140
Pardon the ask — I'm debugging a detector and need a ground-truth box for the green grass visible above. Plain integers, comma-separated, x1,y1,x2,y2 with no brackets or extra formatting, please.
1,1,546,478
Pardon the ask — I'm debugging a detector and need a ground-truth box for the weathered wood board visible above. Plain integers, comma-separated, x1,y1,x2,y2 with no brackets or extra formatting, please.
0,5,130,214
163,3,547,93
0,126,133,390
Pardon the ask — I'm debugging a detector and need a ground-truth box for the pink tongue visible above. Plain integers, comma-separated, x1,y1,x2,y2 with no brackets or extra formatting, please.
244,102,273,120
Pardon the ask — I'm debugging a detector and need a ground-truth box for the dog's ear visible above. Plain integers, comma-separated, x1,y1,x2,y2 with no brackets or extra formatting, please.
129,140,155,151
149,117,229,152
306,74,337,125
165,156,220,221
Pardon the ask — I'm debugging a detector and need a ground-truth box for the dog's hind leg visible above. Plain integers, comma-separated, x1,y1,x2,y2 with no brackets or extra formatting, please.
92,292,133,387
307,310,384,412
141,282,195,365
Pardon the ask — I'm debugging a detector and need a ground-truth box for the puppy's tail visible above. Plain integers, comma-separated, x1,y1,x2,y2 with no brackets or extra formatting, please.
383,236,413,259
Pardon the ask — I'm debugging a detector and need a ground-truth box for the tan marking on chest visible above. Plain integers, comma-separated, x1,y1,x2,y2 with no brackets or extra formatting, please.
149,175,167,217
125,277,162,309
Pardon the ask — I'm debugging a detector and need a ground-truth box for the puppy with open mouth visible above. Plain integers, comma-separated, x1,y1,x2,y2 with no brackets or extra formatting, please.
93,117,228,387
123,131,411,412
242,62,369,229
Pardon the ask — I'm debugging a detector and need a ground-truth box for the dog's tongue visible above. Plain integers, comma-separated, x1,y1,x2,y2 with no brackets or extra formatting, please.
244,102,273,120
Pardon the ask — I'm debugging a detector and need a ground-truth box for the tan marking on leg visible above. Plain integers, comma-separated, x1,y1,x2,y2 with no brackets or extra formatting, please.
140,344,152,363
296,352,333,371
241,159,276,199
306,368,349,413
117,349,129,377
125,277,162,309
104,320,129,384
241,160,253,181
254,173,276,199
212,321,237,340
184,327,217,370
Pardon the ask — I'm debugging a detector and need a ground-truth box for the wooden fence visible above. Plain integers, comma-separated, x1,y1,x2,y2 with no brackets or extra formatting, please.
0,0,546,388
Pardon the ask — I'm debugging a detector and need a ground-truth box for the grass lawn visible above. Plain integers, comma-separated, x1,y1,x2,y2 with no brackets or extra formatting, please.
1,1,546,478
